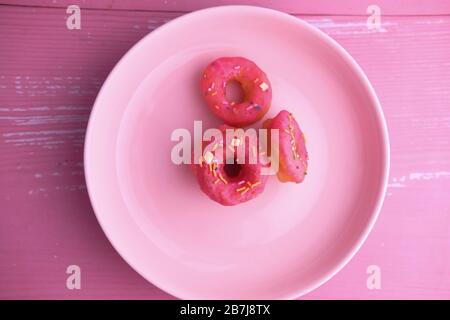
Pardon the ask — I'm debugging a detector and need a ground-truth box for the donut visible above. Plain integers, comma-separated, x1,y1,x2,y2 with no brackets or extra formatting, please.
191,125,268,206
263,110,308,183
200,57,272,127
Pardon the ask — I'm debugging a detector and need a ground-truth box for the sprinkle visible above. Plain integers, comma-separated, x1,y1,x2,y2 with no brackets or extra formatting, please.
253,77,259,83
259,82,269,91
238,180,246,185
209,163,213,172
231,138,241,147
236,186,247,192
218,172,228,184
251,181,262,188
203,151,214,164
230,101,236,106
252,146,257,158
253,104,262,110
233,65,241,70
240,187,250,195
212,162,217,177
285,117,301,161
214,178,220,184
203,73,207,78
211,91,217,96
246,105,254,110
214,105,220,110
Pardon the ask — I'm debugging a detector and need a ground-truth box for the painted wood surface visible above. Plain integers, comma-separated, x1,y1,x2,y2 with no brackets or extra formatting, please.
0,1,450,299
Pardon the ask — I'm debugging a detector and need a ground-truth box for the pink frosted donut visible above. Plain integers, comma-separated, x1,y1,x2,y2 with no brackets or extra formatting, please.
201,57,272,127
191,125,268,206
263,110,308,183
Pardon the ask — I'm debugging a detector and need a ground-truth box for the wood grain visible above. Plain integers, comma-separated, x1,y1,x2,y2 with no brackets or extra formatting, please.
0,2,450,299
2,0,450,15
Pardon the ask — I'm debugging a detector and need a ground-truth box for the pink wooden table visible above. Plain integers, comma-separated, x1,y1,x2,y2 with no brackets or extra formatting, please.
1,0,450,299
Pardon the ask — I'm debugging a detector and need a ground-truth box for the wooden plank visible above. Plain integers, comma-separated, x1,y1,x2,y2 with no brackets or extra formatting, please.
1,4,450,298
1,0,450,15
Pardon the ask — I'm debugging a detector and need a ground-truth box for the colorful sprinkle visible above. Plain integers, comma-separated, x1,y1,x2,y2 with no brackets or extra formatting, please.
231,138,241,147
240,187,250,195
259,82,269,91
218,172,228,184
286,116,301,160
252,146,257,158
251,181,262,188
203,151,214,164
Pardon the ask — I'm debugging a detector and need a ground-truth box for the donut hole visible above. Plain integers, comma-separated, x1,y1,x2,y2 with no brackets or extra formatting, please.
223,162,242,179
225,80,245,104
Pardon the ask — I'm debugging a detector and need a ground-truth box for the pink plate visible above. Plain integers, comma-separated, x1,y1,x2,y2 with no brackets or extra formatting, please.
84,5,390,299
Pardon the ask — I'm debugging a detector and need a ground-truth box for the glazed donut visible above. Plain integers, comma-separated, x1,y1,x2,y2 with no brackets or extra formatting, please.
191,125,268,206
201,57,272,127
263,110,308,183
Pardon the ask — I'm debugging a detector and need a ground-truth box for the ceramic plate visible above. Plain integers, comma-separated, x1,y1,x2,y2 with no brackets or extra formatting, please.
85,5,389,299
